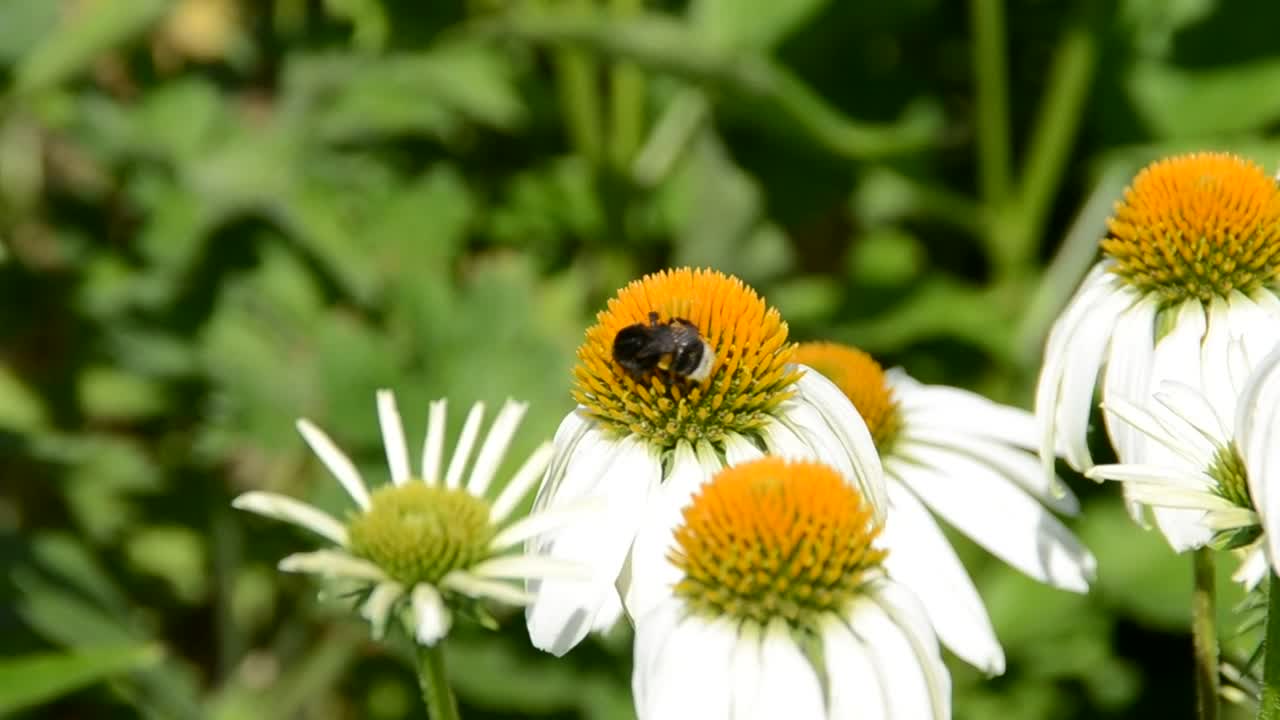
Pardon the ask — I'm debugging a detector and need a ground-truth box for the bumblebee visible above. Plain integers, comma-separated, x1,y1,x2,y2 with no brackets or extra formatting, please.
612,312,715,383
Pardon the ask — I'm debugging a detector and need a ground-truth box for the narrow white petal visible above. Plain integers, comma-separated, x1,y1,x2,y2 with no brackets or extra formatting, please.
466,400,529,498
636,615,734,720
421,399,448,485
411,584,452,646
470,555,589,581
525,435,662,656
490,497,604,552
1057,287,1134,471
1199,297,1237,434
1153,382,1229,451
441,570,534,605
1239,345,1280,534
278,549,387,582
1101,396,1206,469
1202,507,1258,531
1102,297,1157,464
490,442,556,524
376,390,411,486
1144,299,1208,470
758,415,811,458
869,579,952,720
729,623,763,720
722,432,765,466
1233,547,1269,590
754,620,824,719
823,615,887,720
296,419,370,509
625,441,718,619
893,444,1096,592
443,402,485,490
232,491,349,546
789,369,888,521
893,372,1040,449
1084,463,1215,490
847,592,949,720
1121,485,1235,512
879,480,1005,674
361,582,404,640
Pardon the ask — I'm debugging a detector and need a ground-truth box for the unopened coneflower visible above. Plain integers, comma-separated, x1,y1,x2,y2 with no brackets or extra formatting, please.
233,390,591,647
525,267,885,655
632,457,948,720
795,341,1095,675
1036,152,1280,548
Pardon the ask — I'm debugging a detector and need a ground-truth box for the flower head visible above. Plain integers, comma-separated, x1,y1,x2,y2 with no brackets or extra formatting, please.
233,391,588,646
1036,152,1280,546
796,341,1095,676
632,457,949,720
526,268,885,656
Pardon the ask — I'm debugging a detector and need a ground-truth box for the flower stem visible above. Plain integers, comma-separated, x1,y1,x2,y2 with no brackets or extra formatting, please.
416,643,460,720
1260,572,1280,719
1193,548,1219,720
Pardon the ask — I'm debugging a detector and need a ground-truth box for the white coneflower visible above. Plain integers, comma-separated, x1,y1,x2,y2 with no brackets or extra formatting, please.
1087,342,1280,564
1035,152,1280,547
525,267,886,656
233,390,590,646
632,457,949,720
794,341,1096,675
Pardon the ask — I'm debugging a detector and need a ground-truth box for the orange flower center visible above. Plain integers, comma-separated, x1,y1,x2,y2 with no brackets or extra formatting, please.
670,457,886,627
1102,152,1280,302
573,268,801,448
793,342,901,450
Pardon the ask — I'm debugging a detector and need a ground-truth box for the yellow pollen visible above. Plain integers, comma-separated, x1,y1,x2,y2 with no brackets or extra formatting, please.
670,457,886,627
793,342,901,450
1102,152,1280,301
573,267,801,448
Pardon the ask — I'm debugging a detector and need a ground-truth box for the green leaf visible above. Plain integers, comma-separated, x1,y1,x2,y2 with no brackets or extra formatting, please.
14,0,171,93
0,362,47,432
0,644,163,714
691,0,829,51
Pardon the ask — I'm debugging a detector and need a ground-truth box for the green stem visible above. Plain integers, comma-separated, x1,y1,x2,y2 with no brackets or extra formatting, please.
1260,572,1280,719
416,643,460,720
970,0,1011,206
544,0,603,164
1193,548,1219,720
608,0,645,171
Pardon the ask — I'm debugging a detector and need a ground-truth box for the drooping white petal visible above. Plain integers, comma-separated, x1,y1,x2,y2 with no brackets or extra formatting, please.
525,434,661,656
278,549,388,582
1085,463,1216,490
296,419,371,509
376,390,411,486
1101,396,1206,470
1233,547,1269,591
758,415,812,458
1238,345,1280,565
441,570,535,605
490,442,556,525
467,400,529,498
878,480,1005,675
1102,296,1157,467
1202,507,1258,531
847,592,948,720
1232,290,1280,369
421,399,448,485
822,614,887,720
1056,286,1135,472
892,444,1096,592
529,409,594,514
635,615,734,720
722,432,765,466
789,369,887,521
754,619,825,719
632,599,682,720
869,579,952,720
361,581,404,640
625,441,720,619
728,622,764,720
1153,382,1229,452
892,371,1040,449
1199,297,1237,435
443,402,486,490
232,491,349,546
411,584,452,646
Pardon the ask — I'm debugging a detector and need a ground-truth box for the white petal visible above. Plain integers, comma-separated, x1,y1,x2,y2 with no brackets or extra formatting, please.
1199,297,1237,434
869,580,952,720
847,592,948,720
893,372,1039,449
361,581,404,640
1100,395,1206,469
411,584,452,646
525,435,661,656
467,399,529,498
729,622,764,720
789,369,887,521
1238,345,1280,562
636,615,734,720
754,619,824,720
722,432,765,466
625,441,720,620
232,491,349,546
489,442,556,525
491,497,604,552
758,415,812,458
1144,299,1207,467
1233,547,1269,591
823,615,887,720
1152,382,1228,453
1056,287,1134,471
892,444,1095,592
1231,290,1280,370
879,480,1005,675
1102,297,1157,466
376,390,411,486
1085,463,1216,490
632,600,683,720
278,549,387,582
441,570,534,605
443,402,485,490
1202,507,1258,531
529,409,595,515
296,419,370,509
470,555,589,581
421,399,448,485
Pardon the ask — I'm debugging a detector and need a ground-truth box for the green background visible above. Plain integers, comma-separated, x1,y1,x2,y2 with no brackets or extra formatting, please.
1,0,1276,717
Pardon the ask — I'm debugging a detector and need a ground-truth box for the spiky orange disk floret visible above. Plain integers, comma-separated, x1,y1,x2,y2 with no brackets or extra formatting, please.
793,342,901,450
573,267,801,448
1102,152,1280,301
670,457,886,627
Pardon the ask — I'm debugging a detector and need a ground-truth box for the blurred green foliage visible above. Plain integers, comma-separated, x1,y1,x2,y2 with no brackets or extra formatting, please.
3,0,1280,717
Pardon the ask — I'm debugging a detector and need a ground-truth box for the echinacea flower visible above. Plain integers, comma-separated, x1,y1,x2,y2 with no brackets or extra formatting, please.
1035,152,1280,547
234,390,589,645
795,341,1096,675
526,267,885,655
632,457,949,720
1087,341,1280,564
